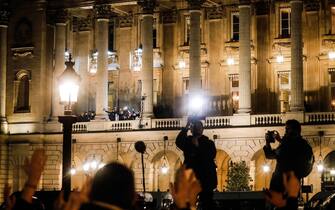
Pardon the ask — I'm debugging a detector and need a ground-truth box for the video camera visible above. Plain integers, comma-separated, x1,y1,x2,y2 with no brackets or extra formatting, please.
265,130,278,143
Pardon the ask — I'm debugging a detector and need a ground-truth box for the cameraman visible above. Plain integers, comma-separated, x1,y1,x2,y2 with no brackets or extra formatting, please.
176,118,217,210
263,119,313,194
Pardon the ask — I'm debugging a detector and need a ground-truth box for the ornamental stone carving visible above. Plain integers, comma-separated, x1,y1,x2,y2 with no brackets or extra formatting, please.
187,0,205,10
161,10,177,24
207,6,225,20
55,9,68,24
137,0,157,14
0,6,10,25
304,0,320,12
78,17,92,31
94,4,111,20
117,15,133,28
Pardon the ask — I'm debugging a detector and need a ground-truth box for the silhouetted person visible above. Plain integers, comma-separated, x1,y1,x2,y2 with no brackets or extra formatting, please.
263,119,314,194
176,119,217,210
80,162,135,210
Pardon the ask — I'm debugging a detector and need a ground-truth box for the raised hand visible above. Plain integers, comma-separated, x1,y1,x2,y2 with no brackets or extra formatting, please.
22,149,47,203
170,166,202,209
23,149,47,186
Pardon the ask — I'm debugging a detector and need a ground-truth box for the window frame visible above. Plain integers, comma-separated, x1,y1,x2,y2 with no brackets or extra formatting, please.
279,8,291,38
231,12,239,41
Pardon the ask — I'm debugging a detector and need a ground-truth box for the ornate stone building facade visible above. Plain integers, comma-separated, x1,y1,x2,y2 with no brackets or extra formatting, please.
1,0,335,202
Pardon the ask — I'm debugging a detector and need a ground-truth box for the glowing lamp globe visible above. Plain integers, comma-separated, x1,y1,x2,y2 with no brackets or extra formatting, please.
262,164,270,173
58,54,81,114
329,51,335,60
276,55,284,63
317,163,324,173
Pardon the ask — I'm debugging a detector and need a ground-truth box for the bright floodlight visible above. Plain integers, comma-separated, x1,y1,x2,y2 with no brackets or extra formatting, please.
262,164,270,173
331,169,335,175
227,57,235,66
189,95,204,113
317,163,324,173
178,60,186,69
276,55,284,63
70,168,76,175
329,51,335,60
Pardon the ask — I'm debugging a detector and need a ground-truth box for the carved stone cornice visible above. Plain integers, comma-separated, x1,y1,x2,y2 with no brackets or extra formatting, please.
255,1,269,15
304,0,320,12
207,6,225,20
55,9,68,24
137,0,157,14
187,0,206,10
161,10,177,24
0,3,10,26
78,17,92,31
94,4,111,20
117,15,133,28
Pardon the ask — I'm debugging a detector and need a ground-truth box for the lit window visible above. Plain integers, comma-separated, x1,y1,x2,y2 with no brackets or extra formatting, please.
231,12,239,41
185,16,190,45
280,9,291,38
278,72,291,90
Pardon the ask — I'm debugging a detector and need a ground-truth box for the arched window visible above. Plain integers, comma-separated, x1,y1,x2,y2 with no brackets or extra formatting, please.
14,70,30,113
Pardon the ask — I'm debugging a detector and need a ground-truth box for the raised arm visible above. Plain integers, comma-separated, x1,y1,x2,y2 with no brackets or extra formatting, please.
176,128,188,151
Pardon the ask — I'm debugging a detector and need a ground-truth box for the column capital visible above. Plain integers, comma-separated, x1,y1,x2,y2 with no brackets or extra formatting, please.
55,9,68,24
94,4,111,20
304,0,320,12
0,4,10,26
239,0,251,6
187,0,205,10
207,6,225,20
137,0,157,14
255,1,269,16
161,10,177,24
78,17,92,31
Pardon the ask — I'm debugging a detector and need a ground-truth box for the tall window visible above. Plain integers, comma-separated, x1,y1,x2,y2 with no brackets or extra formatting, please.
108,21,115,52
153,23,157,48
280,9,291,38
15,74,30,112
184,16,190,45
183,77,189,95
231,12,239,41
331,7,335,34
278,72,291,113
329,70,335,109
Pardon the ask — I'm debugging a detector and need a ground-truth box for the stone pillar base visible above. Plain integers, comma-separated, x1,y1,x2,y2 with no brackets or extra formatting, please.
231,113,251,126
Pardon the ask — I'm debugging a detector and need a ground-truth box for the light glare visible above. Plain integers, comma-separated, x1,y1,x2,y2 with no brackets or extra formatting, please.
59,82,79,103
70,168,76,175
227,57,235,66
317,163,324,172
262,164,270,173
329,51,335,60
276,55,284,63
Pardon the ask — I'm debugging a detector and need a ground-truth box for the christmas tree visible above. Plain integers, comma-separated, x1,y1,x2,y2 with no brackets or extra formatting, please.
225,161,252,191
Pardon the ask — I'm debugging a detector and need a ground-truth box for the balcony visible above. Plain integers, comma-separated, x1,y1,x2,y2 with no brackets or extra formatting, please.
5,112,335,134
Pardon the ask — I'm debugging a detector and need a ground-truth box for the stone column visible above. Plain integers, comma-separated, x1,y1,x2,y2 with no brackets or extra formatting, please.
290,0,304,111
52,10,67,117
187,0,204,96
77,18,91,113
94,4,110,118
238,0,251,113
0,7,9,133
138,0,156,118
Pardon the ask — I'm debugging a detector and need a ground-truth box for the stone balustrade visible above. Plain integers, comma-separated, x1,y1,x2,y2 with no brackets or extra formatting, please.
6,111,335,134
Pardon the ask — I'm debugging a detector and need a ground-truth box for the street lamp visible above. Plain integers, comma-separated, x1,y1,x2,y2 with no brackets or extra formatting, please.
58,54,81,199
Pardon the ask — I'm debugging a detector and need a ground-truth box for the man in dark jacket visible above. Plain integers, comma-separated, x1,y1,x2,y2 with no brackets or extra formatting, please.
263,119,314,193
176,119,217,210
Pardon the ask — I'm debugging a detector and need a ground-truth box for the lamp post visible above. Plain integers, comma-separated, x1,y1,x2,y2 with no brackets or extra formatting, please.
58,54,81,199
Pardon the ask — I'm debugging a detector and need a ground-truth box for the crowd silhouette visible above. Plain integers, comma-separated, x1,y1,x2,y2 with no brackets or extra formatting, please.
0,120,309,210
